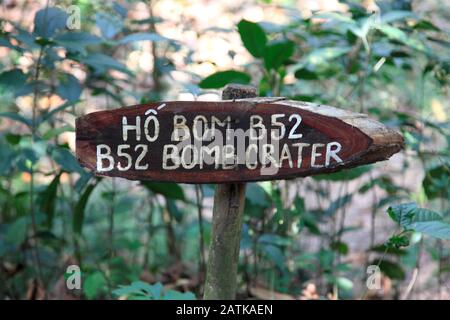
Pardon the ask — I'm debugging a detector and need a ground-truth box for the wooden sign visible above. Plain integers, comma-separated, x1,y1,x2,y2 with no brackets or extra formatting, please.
75,98,403,183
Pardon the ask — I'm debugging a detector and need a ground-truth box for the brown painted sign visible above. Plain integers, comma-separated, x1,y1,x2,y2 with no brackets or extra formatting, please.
75,99,403,183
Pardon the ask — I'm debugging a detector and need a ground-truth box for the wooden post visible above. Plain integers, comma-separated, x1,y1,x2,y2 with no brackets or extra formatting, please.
203,84,257,300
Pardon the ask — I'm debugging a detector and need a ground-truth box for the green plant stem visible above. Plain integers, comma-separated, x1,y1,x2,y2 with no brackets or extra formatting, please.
108,178,116,258
29,28,46,298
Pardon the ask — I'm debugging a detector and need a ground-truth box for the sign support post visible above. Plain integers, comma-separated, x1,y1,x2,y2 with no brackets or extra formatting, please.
203,84,257,300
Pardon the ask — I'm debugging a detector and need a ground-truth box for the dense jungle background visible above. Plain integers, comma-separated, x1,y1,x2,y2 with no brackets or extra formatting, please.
0,0,449,300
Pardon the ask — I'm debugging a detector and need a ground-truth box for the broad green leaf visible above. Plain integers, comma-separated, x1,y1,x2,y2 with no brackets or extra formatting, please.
143,182,185,201
5,133,22,145
294,67,319,80
79,53,132,75
258,234,291,246
324,194,352,216
305,47,351,66
38,101,76,124
388,203,436,226
52,147,83,173
54,32,102,53
118,32,168,44
263,40,295,70
381,11,418,24
39,174,61,228
199,70,251,89
95,12,123,39
0,68,30,98
386,234,409,248
413,20,441,31
0,35,22,51
84,271,107,299
56,73,82,103
73,182,96,235
0,112,31,127
237,19,267,58
42,125,74,140
246,183,269,207
0,69,27,91
410,221,450,241
335,277,353,291
166,198,183,222
313,165,372,181
113,281,195,300
377,260,405,280
388,203,450,240
377,24,427,53
6,216,28,245
163,290,196,300
313,12,357,25
34,7,68,38
262,244,285,270
330,241,349,255
422,165,449,200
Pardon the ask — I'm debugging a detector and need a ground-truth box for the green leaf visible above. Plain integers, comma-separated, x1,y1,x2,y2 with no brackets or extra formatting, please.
6,216,28,245
313,12,357,25
381,11,418,24
335,277,353,291
34,7,68,38
324,194,352,216
52,147,83,173
0,112,31,127
263,40,295,70
423,164,449,200
79,53,132,76
5,133,22,145
313,165,371,181
73,182,96,235
42,125,74,140
54,32,102,53
142,182,185,201
305,47,351,66
39,174,60,228
377,260,405,280
118,33,168,44
237,19,267,58
294,67,319,80
258,234,291,247
330,241,349,255
261,244,285,270
84,271,107,299
113,281,156,299
386,234,409,248
0,69,27,92
96,12,123,39
163,290,196,300
387,203,450,240
56,73,82,103
246,183,270,207
38,100,75,124
199,70,251,89
413,20,441,31
113,281,196,300
377,24,428,53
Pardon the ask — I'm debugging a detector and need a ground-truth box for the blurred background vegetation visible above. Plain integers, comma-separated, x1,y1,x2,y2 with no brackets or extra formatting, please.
0,0,449,300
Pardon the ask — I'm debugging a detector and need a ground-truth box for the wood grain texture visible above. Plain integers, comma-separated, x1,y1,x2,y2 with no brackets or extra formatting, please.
75,98,403,183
